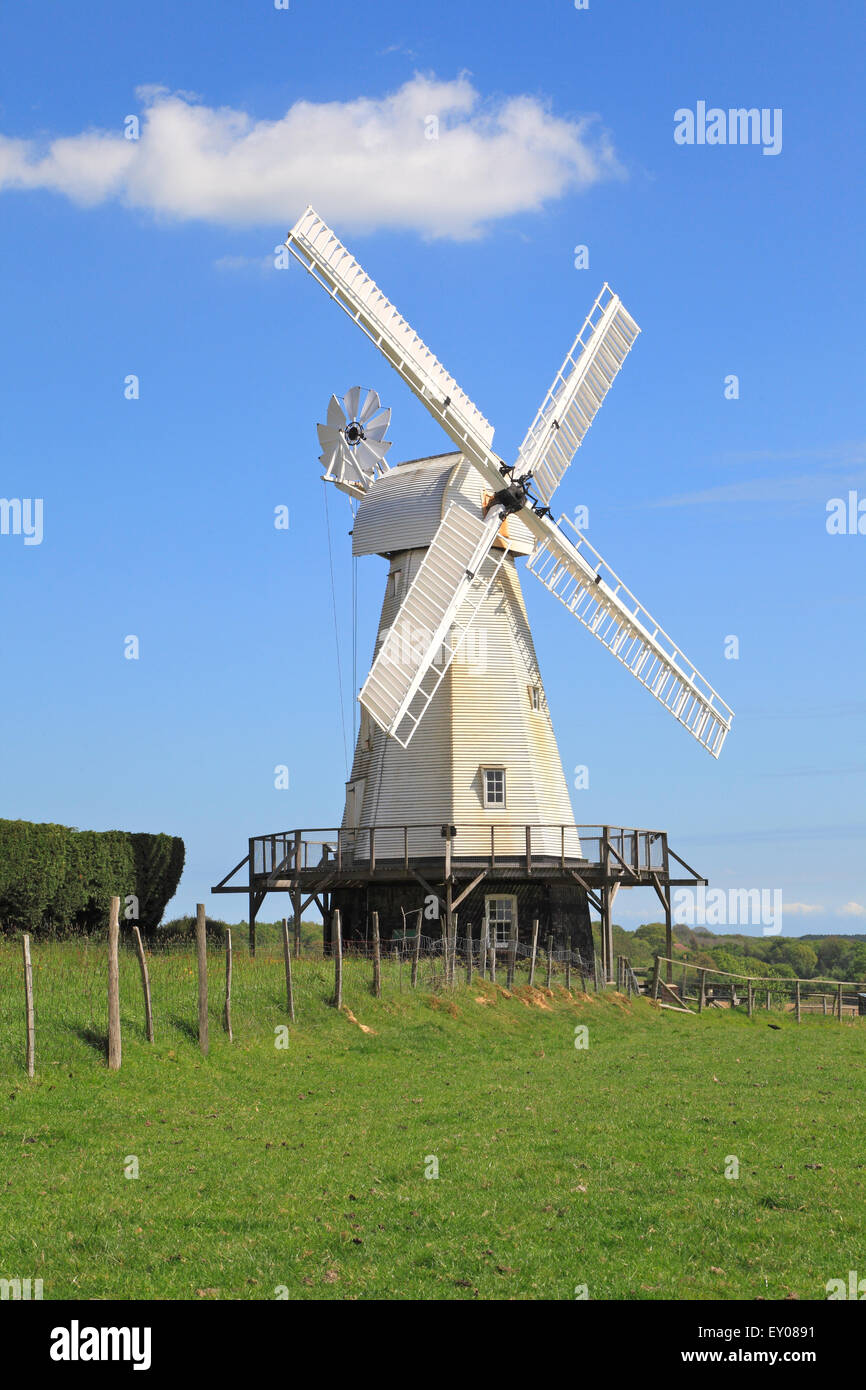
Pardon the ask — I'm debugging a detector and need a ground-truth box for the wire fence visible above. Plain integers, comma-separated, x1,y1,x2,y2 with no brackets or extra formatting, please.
0,932,599,1074
651,956,866,1020
5,932,865,1075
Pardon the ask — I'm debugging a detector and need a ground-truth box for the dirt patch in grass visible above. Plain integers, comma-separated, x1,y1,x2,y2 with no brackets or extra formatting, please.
342,1008,377,1034
427,996,459,1017
511,985,554,1011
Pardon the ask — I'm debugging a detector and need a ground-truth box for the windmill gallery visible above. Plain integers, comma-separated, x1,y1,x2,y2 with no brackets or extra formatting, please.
213,209,734,981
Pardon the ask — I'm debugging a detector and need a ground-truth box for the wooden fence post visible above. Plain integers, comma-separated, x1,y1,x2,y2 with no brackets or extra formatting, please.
451,913,459,988
131,924,154,1043
281,917,295,1023
333,908,343,1009
698,968,707,1013
545,935,553,990
506,914,518,990
795,980,801,1024
837,982,843,1021
22,934,35,1078
488,938,496,984
822,993,827,1016
372,911,381,998
465,923,474,985
223,927,234,1041
528,919,539,987
196,902,209,1056
411,909,422,989
565,952,572,992
108,895,122,1070
652,955,661,1001
765,988,771,1012
748,979,754,1017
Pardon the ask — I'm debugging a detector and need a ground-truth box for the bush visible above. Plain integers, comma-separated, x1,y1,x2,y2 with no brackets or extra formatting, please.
0,819,184,937
158,915,228,945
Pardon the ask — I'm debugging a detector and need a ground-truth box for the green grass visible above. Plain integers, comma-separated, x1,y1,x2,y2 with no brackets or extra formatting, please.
1,939,864,1300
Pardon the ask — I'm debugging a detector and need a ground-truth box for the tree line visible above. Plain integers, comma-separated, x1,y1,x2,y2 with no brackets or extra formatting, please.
612,922,866,984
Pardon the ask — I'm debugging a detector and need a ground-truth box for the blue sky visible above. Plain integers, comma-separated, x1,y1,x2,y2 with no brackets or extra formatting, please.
0,0,863,935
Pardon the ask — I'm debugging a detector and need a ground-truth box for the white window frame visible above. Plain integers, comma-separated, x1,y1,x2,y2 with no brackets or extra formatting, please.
529,683,541,712
388,568,402,599
485,895,517,949
481,766,507,809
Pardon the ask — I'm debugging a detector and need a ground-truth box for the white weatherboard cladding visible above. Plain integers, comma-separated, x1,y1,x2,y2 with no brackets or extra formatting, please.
450,558,578,859
352,456,456,557
342,548,580,862
345,547,453,859
351,452,535,559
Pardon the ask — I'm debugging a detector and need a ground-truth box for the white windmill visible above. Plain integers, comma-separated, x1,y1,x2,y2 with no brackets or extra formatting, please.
282,207,733,962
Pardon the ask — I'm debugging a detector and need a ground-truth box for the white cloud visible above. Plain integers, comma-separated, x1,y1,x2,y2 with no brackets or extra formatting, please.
0,76,622,239
654,441,866,508
784,901,866,920
654,470,865,508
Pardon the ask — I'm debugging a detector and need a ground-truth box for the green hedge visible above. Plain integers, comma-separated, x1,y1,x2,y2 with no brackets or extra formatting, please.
0,819,185,936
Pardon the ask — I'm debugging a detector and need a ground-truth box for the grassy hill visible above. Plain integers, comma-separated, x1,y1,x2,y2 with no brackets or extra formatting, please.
1,941,864,1300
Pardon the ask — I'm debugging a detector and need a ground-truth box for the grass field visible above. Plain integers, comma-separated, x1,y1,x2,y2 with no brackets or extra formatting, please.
1,937,864,1301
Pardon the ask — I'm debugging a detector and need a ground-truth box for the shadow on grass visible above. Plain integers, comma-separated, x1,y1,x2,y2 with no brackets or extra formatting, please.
73,1026,108,1058
166,1014,199,1043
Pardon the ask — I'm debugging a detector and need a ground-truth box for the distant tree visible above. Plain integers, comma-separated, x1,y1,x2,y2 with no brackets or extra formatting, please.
774,942,818,978
816,937,849,976
634,923,668,954
844,944,866,981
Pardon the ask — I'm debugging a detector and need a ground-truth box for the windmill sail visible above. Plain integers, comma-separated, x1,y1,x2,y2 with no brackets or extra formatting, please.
515,286,640,504
526,516,733,757
286,207,496,464
359,499,508,747
289,206,733,756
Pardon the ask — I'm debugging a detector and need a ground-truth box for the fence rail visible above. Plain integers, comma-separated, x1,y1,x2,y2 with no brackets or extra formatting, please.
650,956,866,1020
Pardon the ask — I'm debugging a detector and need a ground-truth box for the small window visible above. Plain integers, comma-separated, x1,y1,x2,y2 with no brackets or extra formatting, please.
529,684,541,712
388,569,402,598
485,896,517,949
482,767,506,808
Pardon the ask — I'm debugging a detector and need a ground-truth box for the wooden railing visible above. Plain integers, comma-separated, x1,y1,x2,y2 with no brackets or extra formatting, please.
249,824,669,879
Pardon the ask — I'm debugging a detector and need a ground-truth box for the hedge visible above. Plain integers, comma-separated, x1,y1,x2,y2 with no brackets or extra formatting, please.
0,819,185,937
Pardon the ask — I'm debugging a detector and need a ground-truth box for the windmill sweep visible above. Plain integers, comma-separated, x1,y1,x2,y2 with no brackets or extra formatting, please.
213,207,733,982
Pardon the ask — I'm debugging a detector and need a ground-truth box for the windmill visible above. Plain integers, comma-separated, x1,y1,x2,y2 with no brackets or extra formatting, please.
223,208,733,970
